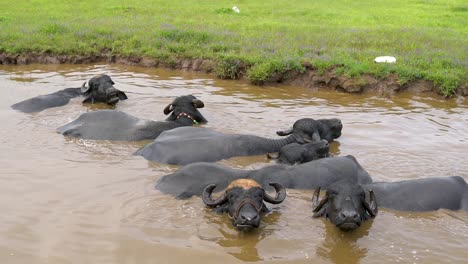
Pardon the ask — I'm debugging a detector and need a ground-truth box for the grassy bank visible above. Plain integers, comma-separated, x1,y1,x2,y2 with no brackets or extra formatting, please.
0,0,466,95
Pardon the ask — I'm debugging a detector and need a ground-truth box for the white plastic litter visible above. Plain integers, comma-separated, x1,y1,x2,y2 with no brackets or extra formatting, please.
374,56,396,63
232,6,240,13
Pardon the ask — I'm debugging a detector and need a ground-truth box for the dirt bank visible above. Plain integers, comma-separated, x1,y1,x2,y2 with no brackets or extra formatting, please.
1,53,466,97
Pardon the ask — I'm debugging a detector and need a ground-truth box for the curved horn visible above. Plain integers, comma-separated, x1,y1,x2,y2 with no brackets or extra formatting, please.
363,189,378,217
192,99,204,108
312,188,328,216
202,184,228,207
276,127,293,136
80,81,91,94
163,104,175,115
263,183,286,204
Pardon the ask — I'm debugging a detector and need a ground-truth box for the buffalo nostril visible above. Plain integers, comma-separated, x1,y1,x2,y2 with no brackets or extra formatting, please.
339,212,346,220
351,212,359,220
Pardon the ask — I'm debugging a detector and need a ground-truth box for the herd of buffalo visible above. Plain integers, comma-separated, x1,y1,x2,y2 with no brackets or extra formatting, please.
12,74,468,232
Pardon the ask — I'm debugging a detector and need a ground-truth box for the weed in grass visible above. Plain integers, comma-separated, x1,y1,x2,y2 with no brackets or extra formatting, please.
40,23,68,35
215,57,243,79
215,8,236,14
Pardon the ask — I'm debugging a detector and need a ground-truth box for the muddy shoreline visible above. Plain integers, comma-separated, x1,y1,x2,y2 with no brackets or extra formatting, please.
1,52,466,97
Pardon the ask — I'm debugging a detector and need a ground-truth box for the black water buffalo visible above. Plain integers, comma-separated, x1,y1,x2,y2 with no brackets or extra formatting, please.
11,74,127,113
267,140,330,165
155,155,371,199
312,176,468,231
312,180,378,232
203,179,286,231
57,95,207,141
136,118,342,165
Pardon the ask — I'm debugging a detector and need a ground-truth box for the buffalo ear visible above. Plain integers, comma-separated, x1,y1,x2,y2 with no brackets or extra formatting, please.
82,96,95,104
213,203,229,214
276,127,293,136
163,104,175,115
117,91,128,100
312,188,328,217
192,99,204,108
363,189,378,217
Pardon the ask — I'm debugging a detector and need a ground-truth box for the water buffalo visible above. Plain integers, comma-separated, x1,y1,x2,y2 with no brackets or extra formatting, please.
155,155,372,199
312,176,468,231
57,95,207,141
267,140,330,165
312,180,378,232
11,74,127,113
136,118,342,165
203,179,286,231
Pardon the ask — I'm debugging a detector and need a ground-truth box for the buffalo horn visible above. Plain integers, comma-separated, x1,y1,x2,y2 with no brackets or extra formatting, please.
263,183,286,204
80,81,91,94
363,189,378,217
202,184,228,207
192,99,204,108
312,188,328,213
163,104,175,115
276,127,293,136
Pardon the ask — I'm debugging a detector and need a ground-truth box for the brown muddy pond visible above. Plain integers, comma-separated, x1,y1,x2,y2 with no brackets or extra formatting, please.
0,64,467,264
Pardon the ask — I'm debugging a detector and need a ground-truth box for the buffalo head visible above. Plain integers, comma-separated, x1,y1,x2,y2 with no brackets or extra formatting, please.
202,179,286,231
276,118,342,144
312,180,378,231
318,118,342,142
164,95,207,124
81,74,127,105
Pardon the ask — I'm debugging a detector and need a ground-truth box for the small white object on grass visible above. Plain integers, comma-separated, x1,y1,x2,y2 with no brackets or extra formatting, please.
374,56,396,63
232,6,240,13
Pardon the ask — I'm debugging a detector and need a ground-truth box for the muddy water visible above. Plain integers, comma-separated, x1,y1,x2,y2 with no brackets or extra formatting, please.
0,64,467,264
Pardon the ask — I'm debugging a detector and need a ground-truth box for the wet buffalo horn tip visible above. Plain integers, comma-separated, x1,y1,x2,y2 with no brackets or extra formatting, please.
163,104,175,115
81,81,91,93
192,99,204,108
202,184,228,207
276,127,293,136
312,188,328,213
263,182,286,204
266,152,279,159
363,189,378,217
312,187,321,207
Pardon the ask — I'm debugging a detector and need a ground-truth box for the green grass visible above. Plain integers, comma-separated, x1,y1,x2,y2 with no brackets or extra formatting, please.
0,0,466,95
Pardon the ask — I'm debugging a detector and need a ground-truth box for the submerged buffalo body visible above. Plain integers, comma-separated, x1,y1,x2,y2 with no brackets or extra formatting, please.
11,74,127,113
367,176,468,211
136,118,342,165
267,140,330,165
155,155,372,199
203,179,286,231
57,95,207,141
312,176,468,231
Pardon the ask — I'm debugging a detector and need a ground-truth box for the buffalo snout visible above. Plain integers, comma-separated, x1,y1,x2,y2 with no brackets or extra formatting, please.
312,180,378,231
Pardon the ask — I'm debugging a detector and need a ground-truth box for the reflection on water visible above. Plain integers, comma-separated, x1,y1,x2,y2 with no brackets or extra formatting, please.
0,64,467,263
200,209,282,262
317,220,373,264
